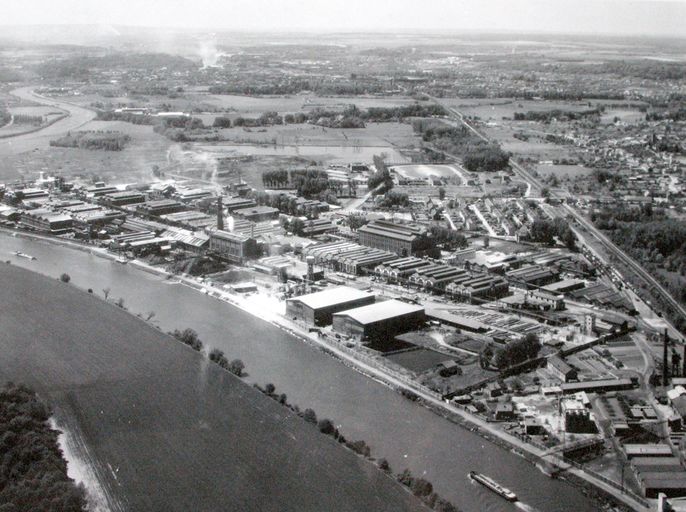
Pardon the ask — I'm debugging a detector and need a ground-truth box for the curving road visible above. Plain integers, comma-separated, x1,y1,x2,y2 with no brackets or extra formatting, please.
0,86,96,156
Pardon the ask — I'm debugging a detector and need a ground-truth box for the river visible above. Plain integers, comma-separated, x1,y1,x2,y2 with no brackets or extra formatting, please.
0,87,96,156
0,232,600,512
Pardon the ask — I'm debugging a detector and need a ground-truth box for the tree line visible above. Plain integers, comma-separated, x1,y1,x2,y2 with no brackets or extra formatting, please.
513,108,603,123
50,130,131,151
171,328,246,377
252,381,461,512
0,382,87,511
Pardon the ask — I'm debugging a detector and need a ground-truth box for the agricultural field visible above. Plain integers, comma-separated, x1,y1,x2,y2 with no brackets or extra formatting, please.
0,118,171,183
54,91,420,117
535,163,595,179
0,264,427,512
441,97,596,122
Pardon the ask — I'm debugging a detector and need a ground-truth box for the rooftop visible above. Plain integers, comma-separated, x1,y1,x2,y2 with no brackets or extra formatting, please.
334,299,424,325
288,286,374,310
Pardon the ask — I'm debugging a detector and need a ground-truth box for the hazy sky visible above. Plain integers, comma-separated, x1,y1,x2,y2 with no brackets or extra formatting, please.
2,0,685,36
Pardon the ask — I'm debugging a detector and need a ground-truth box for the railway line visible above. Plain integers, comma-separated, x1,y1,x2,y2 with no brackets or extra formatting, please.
432,96,686,336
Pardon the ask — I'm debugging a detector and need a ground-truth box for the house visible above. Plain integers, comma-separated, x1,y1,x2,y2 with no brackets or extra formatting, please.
494,403,516,421
547,356,578,383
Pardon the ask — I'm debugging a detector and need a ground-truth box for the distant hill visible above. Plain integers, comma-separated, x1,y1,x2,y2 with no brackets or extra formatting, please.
0,263,427,512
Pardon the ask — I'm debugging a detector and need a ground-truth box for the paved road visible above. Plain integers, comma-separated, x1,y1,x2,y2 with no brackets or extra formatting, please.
0,86,96,156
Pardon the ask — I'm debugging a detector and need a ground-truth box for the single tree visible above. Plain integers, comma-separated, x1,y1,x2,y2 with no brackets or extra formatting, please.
228,359,245,377
60,273,71,283
303,408,318,424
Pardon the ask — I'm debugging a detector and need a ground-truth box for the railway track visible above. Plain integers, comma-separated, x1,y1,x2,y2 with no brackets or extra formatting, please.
432,96,686,333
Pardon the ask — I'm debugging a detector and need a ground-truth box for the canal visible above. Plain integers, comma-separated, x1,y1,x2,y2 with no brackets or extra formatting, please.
1,232,599,512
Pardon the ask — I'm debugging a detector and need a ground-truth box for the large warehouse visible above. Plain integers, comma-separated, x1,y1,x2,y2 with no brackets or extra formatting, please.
286,286,376,326
332,299,426,342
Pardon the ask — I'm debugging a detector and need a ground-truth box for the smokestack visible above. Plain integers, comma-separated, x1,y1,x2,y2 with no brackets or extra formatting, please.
217,196,224,231
663,328,670,387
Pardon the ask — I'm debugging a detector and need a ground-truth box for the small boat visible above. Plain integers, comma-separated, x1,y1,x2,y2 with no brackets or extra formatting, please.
469,471,517,502
115,256,128,264
13,251,37,260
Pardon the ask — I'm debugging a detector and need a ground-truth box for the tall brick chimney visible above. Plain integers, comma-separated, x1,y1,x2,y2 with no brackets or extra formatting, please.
216,196,224,231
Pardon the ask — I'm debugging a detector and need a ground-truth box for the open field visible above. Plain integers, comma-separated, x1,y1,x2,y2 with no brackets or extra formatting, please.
54,91,421,116
0,117,171,183
203,121,417,147
535,163,595,179
0,264,427,512
441,97,597,121
385,348,451,374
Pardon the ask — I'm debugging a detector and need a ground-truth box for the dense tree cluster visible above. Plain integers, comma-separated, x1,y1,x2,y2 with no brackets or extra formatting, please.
347,214,369,231
367,155,394,194
290,170,331,198
0,109,11,126
646,108,686,122
208,81,383,96
593,205,686,306
528,217,576,249
513,108,603,123
212,116,232,128
418,124,510,172
396,469,459,512
12,114,45,126
428,225,468,250
213,103,443,130
494,333,542,369
171,328,203,352
251,191,321,218
50,131,131,151
95,111,156,125
363,103,446,122
0,383,87,512
377,191,409,208
35,53,196,80
262,170,290,188
261,170,340,204
462,145,511,173
152,116,205,142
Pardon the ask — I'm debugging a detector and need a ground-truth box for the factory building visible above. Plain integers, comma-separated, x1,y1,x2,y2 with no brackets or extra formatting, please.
138,199,187,217
332,299,426,342
103,191,146,207
548,356,578,383
209,229,259,264
357,219,435,257
233,205,280,222
303,241,396,275
560,399,595,433
374,257,434,282
506,264,560,289
19,209,73,235
286,286,376,326
446,275,509,302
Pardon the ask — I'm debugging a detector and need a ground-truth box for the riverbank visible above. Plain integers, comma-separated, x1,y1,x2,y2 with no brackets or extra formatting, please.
0,227,651,512
0,261,431,512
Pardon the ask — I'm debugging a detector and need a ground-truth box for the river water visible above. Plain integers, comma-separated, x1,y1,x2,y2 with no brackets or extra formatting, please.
0,232,599,512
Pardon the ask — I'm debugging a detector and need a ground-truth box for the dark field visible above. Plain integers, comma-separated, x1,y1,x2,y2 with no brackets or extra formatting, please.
0,264,426,512
385,348,451,373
